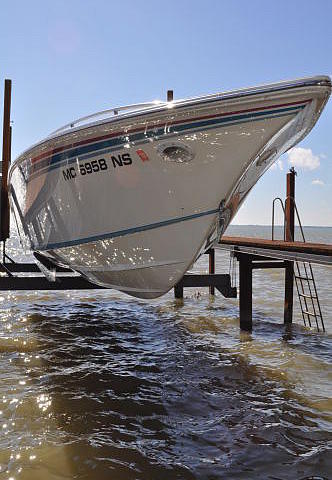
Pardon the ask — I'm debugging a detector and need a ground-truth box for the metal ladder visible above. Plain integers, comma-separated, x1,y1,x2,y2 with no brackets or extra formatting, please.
272,197,325,332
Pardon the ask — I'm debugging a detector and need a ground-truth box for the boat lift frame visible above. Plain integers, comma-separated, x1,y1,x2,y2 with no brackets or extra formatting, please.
1,79,331,331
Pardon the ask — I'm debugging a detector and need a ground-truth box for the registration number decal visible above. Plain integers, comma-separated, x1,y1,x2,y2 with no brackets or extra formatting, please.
62,153,132,181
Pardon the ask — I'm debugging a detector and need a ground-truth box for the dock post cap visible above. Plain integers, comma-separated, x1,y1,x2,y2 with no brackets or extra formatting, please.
167,90,174,102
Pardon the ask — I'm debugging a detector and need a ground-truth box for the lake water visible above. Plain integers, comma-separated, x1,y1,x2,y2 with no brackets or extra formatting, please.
0,226,331,479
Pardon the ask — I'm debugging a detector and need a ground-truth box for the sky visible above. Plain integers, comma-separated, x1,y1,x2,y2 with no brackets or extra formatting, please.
0,0,331,226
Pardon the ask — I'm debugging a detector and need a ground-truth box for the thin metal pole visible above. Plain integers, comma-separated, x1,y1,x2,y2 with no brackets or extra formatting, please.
284,168,295,324
271,197,285,240
1,79,12,242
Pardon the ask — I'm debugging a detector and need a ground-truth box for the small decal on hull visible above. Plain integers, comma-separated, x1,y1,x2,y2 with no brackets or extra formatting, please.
136,149,149,162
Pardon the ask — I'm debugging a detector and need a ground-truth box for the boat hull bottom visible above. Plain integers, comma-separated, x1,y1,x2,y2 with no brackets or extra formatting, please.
41,215,218,299
80,261,188,299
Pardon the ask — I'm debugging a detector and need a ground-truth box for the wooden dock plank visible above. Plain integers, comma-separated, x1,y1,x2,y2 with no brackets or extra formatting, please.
220,236,332,256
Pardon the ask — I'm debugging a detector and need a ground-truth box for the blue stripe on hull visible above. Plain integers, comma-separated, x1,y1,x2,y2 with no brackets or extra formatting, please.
35,208,219,252
30,103,305,177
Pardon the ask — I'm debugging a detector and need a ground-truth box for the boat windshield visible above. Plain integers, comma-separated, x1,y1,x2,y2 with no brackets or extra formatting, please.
49,101,167,137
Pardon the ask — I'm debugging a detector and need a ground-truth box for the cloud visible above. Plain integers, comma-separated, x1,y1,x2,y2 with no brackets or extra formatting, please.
287,147,320,170
270,159,283,170
312,179,325,186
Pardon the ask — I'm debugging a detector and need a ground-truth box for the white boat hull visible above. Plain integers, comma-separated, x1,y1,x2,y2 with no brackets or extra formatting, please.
9,77,331,298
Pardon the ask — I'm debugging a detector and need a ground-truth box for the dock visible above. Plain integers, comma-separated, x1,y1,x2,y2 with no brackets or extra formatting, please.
174,167,330,333
220,237,332,266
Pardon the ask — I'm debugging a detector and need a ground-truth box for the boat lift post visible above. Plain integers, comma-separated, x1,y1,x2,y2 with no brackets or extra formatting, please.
284,167,295,324
1,79,12,253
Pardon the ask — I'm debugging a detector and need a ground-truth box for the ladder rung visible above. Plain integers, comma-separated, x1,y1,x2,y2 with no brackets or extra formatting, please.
302,310,320,317
299,293,317,299
295,275,313,281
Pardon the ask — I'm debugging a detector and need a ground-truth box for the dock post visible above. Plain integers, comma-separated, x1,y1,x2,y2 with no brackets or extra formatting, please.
1,79,12,244
208,248,215,295
284,168,296,324
174,283,183,299
239,253,252,331
167,90,173,102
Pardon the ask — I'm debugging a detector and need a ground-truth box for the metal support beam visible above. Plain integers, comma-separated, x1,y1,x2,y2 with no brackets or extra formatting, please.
251,261,287,269
0,276,106,291
0,262,70,273
174,273,236,298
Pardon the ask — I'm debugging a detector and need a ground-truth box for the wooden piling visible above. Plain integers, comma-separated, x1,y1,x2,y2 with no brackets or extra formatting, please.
284,168,295,324
167,90,173,102
239,253,252,331
1,79,12,242
174,283,184,299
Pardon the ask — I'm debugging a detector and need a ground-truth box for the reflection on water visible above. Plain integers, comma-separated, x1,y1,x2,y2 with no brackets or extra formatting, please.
0,226,331,479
